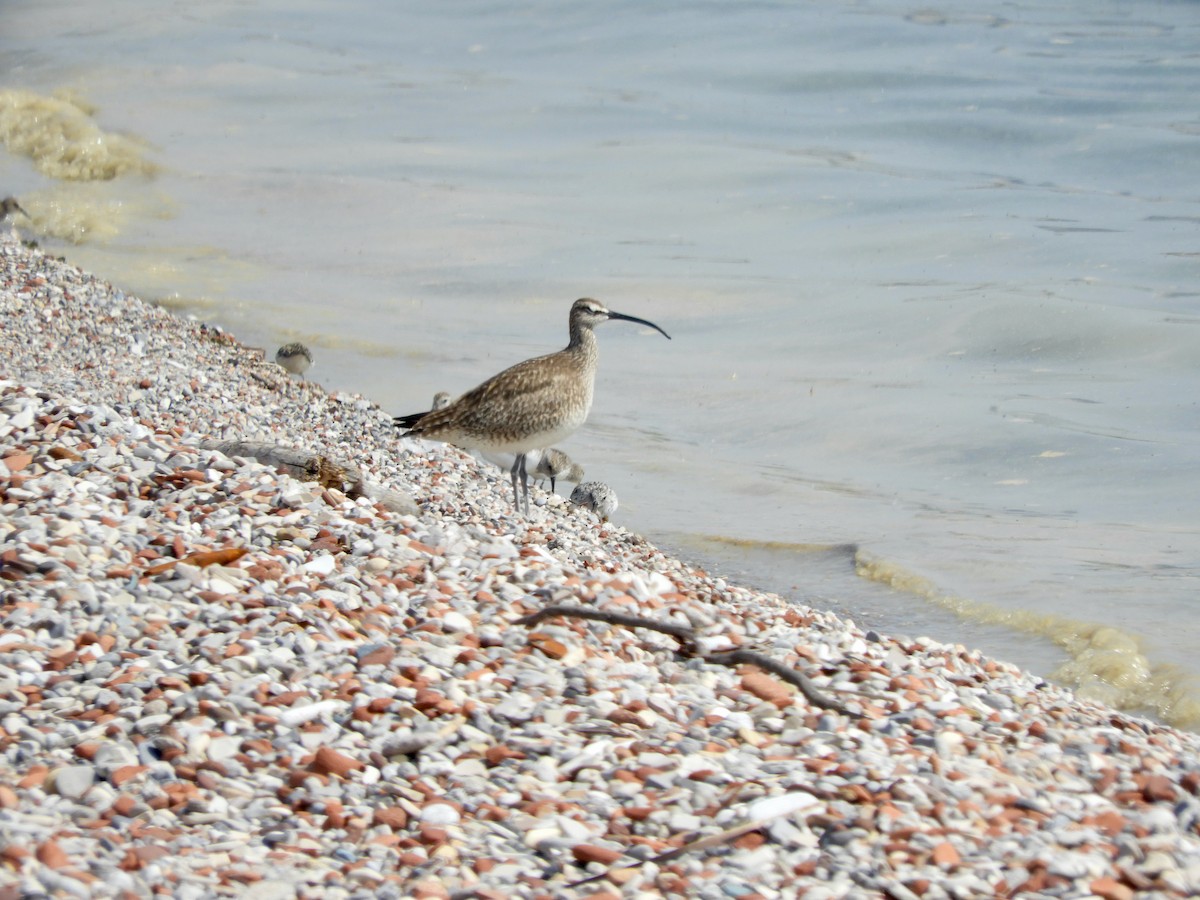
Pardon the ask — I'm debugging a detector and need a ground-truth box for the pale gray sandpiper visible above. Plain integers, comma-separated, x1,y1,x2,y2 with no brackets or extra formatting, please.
275,342,313,377
394,298,670,515
570,481,618,522
532,447,584,494
431,391,452,411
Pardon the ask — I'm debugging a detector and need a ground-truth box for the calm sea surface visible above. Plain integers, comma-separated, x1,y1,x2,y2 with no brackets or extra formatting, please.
2,0,1198,727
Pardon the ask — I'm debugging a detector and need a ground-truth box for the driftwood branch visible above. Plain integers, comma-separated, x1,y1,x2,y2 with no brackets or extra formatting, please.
563,782,826,888
515,604,858,717
705,648,851,714
565,819,768,889
518,604,698,647
199,440,418,516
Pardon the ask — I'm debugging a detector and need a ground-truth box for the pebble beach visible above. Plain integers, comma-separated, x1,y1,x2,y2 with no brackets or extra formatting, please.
2,235,1199,899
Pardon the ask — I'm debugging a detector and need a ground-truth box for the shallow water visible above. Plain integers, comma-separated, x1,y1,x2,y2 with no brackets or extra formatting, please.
2,0,1198,726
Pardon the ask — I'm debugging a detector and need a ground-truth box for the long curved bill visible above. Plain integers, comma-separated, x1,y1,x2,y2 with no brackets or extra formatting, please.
607,310,672,340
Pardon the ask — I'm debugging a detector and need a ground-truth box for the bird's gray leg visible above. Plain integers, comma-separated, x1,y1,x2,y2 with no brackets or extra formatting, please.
509,455,523,512
518,453,530,515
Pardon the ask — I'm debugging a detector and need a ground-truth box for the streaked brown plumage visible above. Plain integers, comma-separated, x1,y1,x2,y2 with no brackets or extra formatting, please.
395,297,670,514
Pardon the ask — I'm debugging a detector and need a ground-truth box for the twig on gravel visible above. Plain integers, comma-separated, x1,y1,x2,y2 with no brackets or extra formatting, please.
518,604,698,646
564,819,768,889
515,604,859,717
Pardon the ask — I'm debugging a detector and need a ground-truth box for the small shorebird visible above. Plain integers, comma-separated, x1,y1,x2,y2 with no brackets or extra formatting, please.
275,342,313,377
431,391,452,411
570,481,618,522
395,297,670,515
1,197,28,236
0,197,27,222
532,447,584,493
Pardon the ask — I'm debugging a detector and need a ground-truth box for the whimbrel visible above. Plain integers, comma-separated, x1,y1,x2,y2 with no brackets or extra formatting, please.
394,297,670,514
533,447,584,494
275,342,313,376
570,481,618,522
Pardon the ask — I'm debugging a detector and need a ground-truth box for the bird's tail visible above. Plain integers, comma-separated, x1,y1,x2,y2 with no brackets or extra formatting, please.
393,411,428,431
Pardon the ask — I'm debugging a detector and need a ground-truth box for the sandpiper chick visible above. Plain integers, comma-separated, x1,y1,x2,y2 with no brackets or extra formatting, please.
275,342,313,377
570,481,618,522
394,297,670,515
1,197,28,236
533,447,584,494
431,391,452,411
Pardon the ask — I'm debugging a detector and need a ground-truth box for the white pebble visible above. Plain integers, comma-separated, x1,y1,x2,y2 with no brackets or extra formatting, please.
747,791,822,822
277,699,344,727
50,765,96,800
301,555,337,576
440,611,474,633
420,803,461,826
